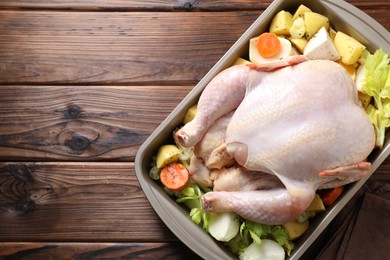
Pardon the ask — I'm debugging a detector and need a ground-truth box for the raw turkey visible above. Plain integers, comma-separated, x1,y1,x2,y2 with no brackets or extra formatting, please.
175,56,375,225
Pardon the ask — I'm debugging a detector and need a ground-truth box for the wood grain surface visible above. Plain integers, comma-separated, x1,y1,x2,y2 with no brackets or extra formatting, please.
0,11,260,85
0,242,197,259
0,162,176,241
0,0,388,11
0,85,192,161
0,0,389,259
0,0,272,11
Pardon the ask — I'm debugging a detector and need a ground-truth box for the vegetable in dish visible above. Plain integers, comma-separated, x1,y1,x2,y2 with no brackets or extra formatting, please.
160,163,190,191
358,49,390,148
256,33,281,58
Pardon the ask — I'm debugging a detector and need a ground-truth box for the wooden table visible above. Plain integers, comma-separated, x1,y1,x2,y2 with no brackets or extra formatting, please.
0,1,389,259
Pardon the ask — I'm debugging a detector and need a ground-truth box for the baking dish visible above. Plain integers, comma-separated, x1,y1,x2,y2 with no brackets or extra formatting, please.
135,0,390,259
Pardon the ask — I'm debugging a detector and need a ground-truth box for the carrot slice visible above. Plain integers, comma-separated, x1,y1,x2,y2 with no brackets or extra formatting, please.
319,186,345,207
256,32,281,58
160,163,190,191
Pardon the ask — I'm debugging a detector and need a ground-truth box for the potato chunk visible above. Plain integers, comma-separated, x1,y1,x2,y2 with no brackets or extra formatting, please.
289,37,308,53
233,57,252,66
156,144,180,169
306,194,326,212
304,12,330,39
183,104,197,123
283,220,309,240
334,31,366,65
292,4,312,21
269,10,293,35
337,60,356,80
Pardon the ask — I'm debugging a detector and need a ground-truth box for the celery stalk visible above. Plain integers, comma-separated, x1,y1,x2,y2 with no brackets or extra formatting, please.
360,49,390,148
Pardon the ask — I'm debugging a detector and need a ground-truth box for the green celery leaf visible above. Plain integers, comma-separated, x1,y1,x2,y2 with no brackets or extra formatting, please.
362,49,389,107
361,49,390,148
249,230,262,245
189,208,202,225
202,212,210,230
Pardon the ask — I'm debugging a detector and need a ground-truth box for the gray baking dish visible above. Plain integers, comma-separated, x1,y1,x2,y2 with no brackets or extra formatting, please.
135,0,390,259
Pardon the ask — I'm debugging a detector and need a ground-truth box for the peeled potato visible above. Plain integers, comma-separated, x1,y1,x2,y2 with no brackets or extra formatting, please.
306,194,326,212
289,37,308,53
292,4,312,21
304,12,330,39
183,104,197,124
156,144,180,169
334,31,366,65
337,60,357,80
283,220,309,240
269,10,293,35
233,57,252,66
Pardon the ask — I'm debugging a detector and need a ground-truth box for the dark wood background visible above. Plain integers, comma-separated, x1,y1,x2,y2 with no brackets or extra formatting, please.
0,0,389,259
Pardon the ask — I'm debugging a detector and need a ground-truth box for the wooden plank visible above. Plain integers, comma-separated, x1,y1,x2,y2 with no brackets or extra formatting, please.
0,242,198,259
0,8,389,86
1,159,389,242
0,0,388,11
0,162,178,242
0,11,260,85
0,85,192,161
0,0,272,11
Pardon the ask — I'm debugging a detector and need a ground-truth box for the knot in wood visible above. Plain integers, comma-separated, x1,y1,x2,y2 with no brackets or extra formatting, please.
9,164,33,182
66,105,82,119
183,2,193,10
66,135,91,151
15,197,37,214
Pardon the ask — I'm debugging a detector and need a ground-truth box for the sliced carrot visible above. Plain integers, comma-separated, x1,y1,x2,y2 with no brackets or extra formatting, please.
319,186,345,207
160,163,190,191
256,32,281,58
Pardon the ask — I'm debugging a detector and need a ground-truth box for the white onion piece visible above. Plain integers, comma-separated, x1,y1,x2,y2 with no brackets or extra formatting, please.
239,239,285,260
208,212,240,242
